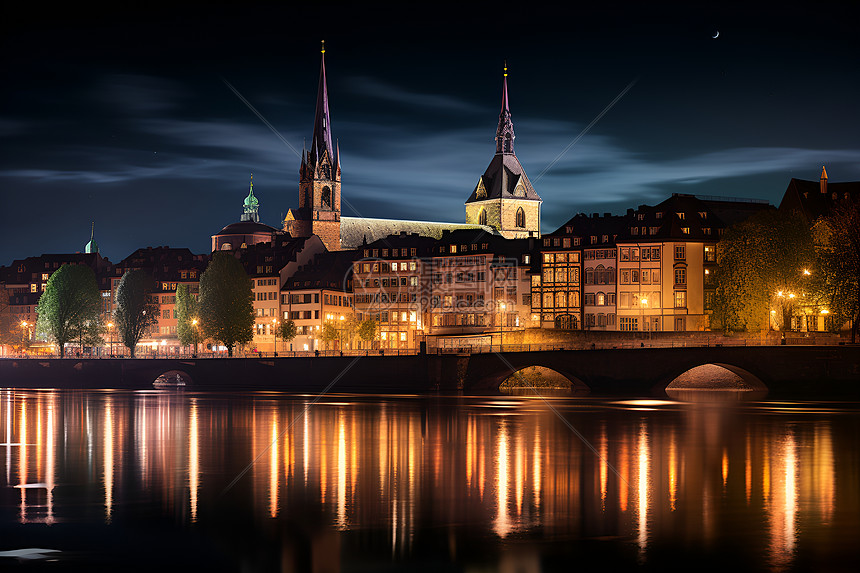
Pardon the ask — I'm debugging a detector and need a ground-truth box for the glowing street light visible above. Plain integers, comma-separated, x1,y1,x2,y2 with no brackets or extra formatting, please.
107,322,114,357
20,321,30,352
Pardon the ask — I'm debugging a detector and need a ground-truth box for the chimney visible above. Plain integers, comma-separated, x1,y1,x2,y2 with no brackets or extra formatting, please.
820,165,828,194
592,212,599,218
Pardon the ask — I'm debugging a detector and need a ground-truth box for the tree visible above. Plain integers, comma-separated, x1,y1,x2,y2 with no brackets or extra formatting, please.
77,318,104,355
341,315,359,350
357,319,378,348
114,269,158,358
813,199,860,341
0,296,19,349
320,321,338,350
714,209,816,333
277,319,297,352
175,284,200,349
35,263,101,357
198,252,254,356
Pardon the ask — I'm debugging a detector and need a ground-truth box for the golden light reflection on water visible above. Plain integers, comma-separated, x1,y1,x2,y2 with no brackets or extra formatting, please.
0,392,854,569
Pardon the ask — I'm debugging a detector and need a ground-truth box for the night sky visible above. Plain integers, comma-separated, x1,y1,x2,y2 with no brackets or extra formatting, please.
2,1,859,265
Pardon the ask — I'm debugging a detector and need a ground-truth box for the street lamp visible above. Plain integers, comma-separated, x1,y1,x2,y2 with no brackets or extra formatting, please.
191,318,199,356
640,297,650,342
107,322,114,357
499,301,506,351
20,321,29,353
272,318,278,354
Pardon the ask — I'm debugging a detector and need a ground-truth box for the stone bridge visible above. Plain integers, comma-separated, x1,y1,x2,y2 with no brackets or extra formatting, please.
460,345,860,396
0,346,857,397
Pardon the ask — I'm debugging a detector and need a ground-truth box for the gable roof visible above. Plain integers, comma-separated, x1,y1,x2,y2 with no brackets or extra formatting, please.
465,153,541,203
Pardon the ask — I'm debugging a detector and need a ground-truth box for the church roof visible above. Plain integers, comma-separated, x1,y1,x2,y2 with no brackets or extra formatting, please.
214,220,279,236
340,216,498,250
465,153,541,203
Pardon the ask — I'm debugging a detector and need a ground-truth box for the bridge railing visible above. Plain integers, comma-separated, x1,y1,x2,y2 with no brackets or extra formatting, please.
3,333,849,360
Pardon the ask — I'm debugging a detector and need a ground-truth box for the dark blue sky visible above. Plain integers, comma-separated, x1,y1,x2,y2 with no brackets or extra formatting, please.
2,1,859,265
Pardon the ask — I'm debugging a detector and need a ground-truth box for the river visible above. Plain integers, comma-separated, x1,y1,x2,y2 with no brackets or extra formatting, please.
1,389,858,571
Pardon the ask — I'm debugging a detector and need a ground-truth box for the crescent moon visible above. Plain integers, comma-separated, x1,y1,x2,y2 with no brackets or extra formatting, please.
712,31,720,38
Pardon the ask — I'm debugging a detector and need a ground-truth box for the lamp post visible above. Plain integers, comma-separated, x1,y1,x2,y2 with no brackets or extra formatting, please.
640,297,650,343
191,318,199,356
272,318,278,354
20,321,29,354
499,301,506,351
107,322,114,357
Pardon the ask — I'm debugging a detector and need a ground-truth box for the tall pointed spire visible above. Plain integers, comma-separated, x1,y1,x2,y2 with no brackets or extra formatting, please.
84,221,99,254
312,40,334,162
495,61,515,154
820,165,828,194
242,172,260,222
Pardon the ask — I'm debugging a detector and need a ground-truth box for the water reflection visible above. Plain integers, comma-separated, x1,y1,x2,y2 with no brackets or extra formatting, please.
0,390,856,570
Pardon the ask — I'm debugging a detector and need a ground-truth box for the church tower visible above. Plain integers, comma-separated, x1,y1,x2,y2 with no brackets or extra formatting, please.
465,63,541,239
284,42,342,251
84,222,99,254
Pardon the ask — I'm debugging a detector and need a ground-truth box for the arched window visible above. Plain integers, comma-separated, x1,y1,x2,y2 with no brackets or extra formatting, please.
516,207,525,228
596,264,606,284
514,184,526,197
321,186,332,209
220,242,232,250
478,209,487,226
607,267,616,284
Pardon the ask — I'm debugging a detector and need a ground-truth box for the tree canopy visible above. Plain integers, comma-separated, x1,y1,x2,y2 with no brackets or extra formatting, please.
813,199,860,341
278,319,297,343
175,284,200,348
357,319,378,343
714,209,816,333
35,263,102,357
198,252,254,356
114,269,158,357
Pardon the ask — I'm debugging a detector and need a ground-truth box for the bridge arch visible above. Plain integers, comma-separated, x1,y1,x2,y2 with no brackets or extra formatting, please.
153,369,193,388
663,363,768,392
481,365,589,393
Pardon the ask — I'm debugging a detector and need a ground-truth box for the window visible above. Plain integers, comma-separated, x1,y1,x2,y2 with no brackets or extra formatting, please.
516,207,526,228
478,209,487,225
677,212,685,220
704,245,716,262
681,227,690,235
675,268,686,285
651,247,660,260
620,317,638,331
620,248,630,261
674,291,686,308
674,245,686,260
563,238,571,248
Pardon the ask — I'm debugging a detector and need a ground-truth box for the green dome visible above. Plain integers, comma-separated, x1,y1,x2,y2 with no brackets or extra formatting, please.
84,238,99,254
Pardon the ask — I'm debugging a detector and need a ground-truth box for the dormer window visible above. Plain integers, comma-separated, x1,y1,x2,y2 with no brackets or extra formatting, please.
655,212,663,219
677,212,685,220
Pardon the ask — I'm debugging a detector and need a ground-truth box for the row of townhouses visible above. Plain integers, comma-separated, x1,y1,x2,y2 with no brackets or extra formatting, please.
2,47,857,354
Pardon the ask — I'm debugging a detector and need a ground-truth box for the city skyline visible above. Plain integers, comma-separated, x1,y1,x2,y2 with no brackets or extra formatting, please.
2,2,859,265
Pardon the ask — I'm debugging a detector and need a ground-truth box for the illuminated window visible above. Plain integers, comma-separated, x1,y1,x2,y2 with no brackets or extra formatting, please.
674,291,686,308
516,208,526,228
